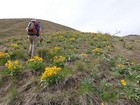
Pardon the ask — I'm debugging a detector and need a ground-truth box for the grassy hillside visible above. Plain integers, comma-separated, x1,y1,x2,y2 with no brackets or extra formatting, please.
0,18,77,39
0,31,140,105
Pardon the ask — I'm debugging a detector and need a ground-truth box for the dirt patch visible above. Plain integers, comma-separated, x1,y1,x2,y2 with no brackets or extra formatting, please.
0,45,5,51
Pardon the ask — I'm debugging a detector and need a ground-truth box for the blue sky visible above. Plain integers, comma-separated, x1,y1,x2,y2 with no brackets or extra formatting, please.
0,0,140,36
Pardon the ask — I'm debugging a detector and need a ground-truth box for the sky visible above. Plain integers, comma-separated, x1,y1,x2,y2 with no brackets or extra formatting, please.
0,0,140,36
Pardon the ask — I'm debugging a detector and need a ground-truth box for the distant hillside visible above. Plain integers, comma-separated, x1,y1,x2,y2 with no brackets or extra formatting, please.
124,34,140,40
0,18,78,38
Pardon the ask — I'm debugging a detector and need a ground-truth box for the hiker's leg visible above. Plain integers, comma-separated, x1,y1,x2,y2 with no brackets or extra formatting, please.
28,36,33,57
32,36,38,57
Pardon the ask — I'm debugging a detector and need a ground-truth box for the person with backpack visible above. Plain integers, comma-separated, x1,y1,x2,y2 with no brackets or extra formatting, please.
26,19,43,58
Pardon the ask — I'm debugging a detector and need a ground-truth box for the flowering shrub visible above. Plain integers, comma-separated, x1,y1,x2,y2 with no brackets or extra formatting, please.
52,56,66,62
49,47,61,55
54,47,61,51
119,79,140,101
80,54,88,58
80,53,89,62
115,64,128,75
26,56,43,71
9,49,25,59
0,52,10,65
10,43,19,49
69,37,76,41
5,60,22,76
117,64,125,69
105,45,112,51
58,35,65,39
92,48,102,55
51,55,66,67
40,66,62,86
46,47,62,61
111,56,130,75
51,33,66,42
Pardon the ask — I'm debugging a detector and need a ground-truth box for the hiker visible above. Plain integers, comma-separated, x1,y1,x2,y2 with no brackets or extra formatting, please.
26,19,43,58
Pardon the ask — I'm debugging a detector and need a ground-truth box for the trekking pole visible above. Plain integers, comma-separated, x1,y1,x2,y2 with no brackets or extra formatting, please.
37,37,43,47
40,38,43,44
39,37,44,58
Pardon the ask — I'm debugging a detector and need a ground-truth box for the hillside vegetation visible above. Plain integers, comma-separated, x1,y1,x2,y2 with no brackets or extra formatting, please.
0,19,140,105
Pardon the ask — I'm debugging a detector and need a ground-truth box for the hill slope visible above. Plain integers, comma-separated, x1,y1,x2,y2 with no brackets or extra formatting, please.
0,29,140,104
0,18,78,39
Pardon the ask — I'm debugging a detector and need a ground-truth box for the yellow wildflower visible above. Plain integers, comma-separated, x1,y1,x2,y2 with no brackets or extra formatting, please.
105,46,111,49
101,102,104,105
14,60,19,65
69,38,75,41
80,54,88,57
0,52,10,58
117,64,125,69
27,56,43,62
0,52,5,58
5,60,22,71
120,79,127,86
10,43,19,48
59,36,65,39
92,48,102,54
33,56,43,61
54,47,61,51
52,56,66,62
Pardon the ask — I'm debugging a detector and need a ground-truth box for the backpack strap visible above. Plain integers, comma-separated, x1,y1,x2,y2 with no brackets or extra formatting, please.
35,24,41,37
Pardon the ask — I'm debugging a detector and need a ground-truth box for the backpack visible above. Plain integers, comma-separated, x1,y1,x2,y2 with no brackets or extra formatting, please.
35,24,40,37
27,21,40,36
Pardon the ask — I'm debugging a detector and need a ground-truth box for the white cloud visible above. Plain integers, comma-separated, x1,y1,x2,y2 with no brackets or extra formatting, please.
0,0,140,36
